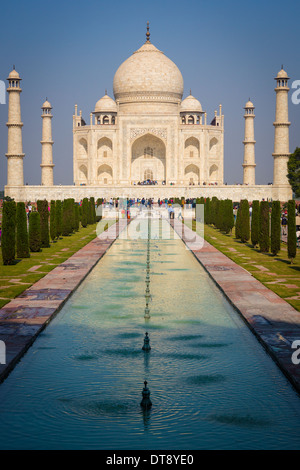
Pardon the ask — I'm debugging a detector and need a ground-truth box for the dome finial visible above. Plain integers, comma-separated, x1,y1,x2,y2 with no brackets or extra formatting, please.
105,89,107,95
146,21,150,42
13,64,15,70
190,89,192,96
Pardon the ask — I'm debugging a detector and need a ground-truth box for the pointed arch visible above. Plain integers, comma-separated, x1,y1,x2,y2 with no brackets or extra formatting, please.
97,137,113,159
98,164,113,184
209,137,218,152
209,164,219,182
79,164,88,183
184,164,200,184
131,133,166,183
184,137,200,159
78,138,88,158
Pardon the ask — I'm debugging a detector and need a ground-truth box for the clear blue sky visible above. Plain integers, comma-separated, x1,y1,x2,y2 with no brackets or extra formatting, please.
0,0,299,188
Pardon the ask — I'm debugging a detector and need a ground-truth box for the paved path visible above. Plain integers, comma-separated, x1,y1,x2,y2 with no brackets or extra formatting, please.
0,220,128,384
171,219,300,394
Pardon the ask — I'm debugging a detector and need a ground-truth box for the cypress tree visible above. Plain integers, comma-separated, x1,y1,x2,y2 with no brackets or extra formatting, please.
251,200,260,248
74,204,80,231
235,205,241,239
90,197,96,224
204,197,211,224
210,197,218,226
259,201,270,253
287,199,297,263
62,199,72,236
37,200,50,248
29,212,41,252
221,199,234,234
239,199,250,243
55,200,62,238
271,201,281,255
1,200,16,265
50,200,56,242
81,198,89,227
16,202,30,258
218,200,224,231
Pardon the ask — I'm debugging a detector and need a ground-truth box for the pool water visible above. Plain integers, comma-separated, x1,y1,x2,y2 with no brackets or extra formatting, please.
0,219,300,450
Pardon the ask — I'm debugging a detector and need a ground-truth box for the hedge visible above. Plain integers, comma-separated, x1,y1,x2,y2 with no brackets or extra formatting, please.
16,202,30,258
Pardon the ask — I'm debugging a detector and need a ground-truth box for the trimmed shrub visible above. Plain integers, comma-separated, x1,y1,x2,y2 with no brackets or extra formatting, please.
235,205,241,239
29,212,41,252
204,197,211,225
271,201,281,255
210,197,218,226
55,200,62,238
239,199,250,243
1,200,16,265
90,197,96,224
288,199,297,263
251,200,260,248
16,202,30,258
259,201,270,253
37,200,50,248
220,199,234,234
74,204,80,231
81,198,89,227
50,200,56,242
62,199,74,236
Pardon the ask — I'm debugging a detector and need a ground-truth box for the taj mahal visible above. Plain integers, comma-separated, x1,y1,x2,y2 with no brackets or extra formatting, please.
4,24,293,202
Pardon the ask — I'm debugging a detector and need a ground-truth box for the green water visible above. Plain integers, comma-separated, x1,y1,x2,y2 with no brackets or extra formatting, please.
0,220,299,449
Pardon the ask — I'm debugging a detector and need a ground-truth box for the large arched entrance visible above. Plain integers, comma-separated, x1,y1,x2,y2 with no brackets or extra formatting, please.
131,134,166,183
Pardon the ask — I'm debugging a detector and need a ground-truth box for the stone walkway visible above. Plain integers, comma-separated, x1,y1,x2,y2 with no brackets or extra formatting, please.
171,219,300,394
0,220,128,384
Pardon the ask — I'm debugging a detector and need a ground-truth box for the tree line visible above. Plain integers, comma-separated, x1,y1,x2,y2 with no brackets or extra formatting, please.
202,197,297,264
1,197,100,265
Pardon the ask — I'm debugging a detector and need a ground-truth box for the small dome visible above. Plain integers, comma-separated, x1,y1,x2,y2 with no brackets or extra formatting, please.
181,94,202,112
276,68,289,79
8,68,20,80
95,93,117,113
245,100,254,108
42,99,52,109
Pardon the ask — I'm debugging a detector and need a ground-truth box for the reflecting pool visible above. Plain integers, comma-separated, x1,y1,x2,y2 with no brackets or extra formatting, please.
0,220,300,449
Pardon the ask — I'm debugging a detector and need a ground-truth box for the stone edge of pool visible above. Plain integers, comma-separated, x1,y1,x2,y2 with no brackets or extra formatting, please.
0,219,129,385
170,219,300,396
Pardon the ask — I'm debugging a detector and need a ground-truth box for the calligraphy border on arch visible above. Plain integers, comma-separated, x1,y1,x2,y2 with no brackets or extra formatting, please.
130,128,167,143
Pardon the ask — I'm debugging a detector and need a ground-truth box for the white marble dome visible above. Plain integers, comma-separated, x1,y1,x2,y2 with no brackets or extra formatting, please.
95,93,117,113
181,94,202,112
113,41,184,102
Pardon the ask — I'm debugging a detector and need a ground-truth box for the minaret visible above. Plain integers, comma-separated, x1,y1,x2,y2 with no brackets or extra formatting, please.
242,99,256,185
6,67,25,187
273,67,291,187
41,99,54,186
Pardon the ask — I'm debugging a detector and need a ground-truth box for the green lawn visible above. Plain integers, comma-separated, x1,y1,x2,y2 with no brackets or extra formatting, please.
186,221,300,312
0,221,114,308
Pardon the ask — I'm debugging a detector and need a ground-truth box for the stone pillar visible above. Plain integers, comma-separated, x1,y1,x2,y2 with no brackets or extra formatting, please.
242,100,256,185
41,99,54,186
6,67,25,187
273,68,291,187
